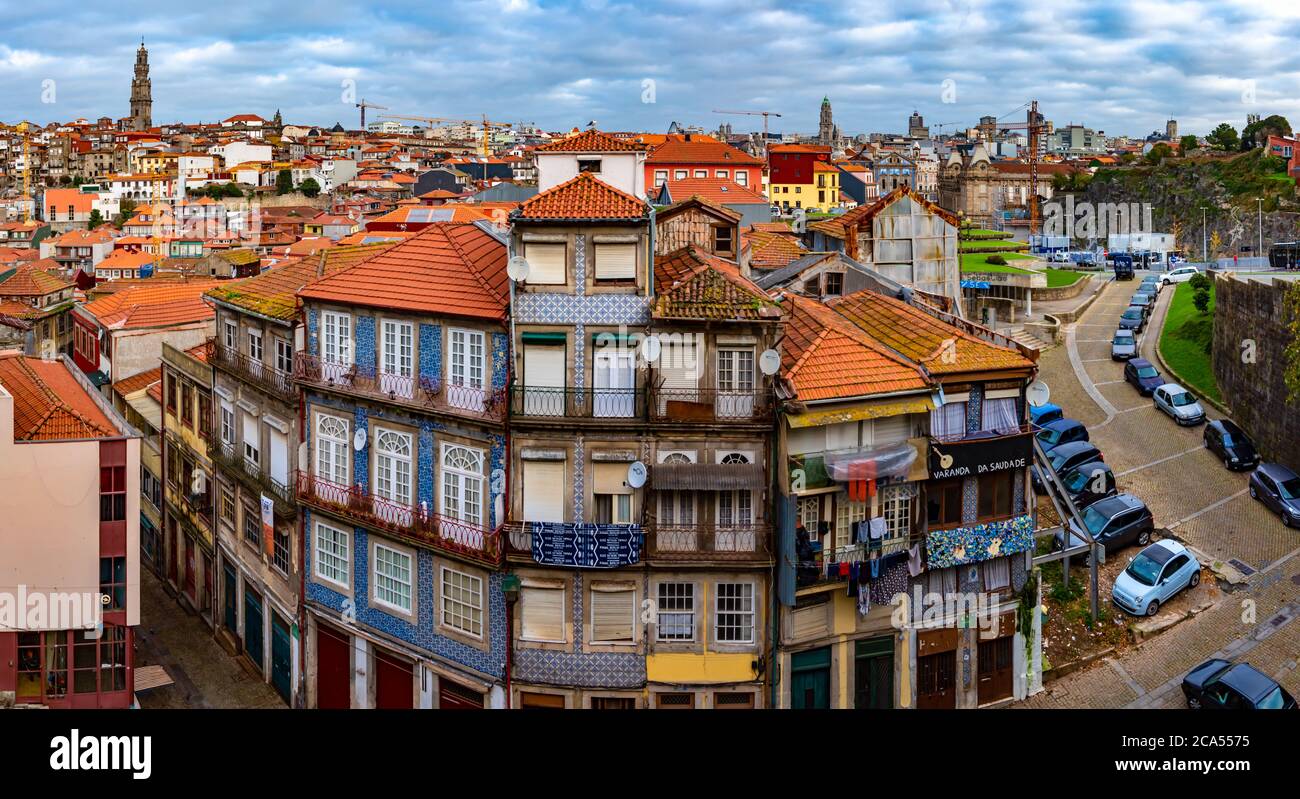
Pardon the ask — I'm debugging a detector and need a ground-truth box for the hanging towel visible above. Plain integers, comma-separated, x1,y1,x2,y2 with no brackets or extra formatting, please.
907,544,923,578
838,561,850,578
868,516,887,539
857,582,871,617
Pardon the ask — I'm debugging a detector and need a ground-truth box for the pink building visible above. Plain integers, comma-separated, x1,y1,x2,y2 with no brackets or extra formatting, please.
0,351,141,708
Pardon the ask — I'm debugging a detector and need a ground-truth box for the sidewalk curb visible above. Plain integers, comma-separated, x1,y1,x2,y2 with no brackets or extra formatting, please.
1149,284,1233,417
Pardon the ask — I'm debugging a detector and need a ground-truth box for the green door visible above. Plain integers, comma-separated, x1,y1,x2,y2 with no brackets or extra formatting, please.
791,647,831,709
854,636,895,709
270,612,292,704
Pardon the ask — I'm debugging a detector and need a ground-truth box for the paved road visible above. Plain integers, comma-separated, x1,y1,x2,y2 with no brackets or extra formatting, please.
134,567,285,709
1018,271,1300,709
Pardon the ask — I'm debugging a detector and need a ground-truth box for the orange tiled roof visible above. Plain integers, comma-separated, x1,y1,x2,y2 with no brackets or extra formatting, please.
647,138,763,165
827,289,1035,376
0,262,71,297
515,172,648,221
660,178,767,206
299,222,507,320
534,129,647,153
744,228,805,270
0,351,119,441
653,246,780,322
780,293,928,402
112,365,162,399
205,243,390,321
80,280,222,329
98,250,156,269
808,185,958,240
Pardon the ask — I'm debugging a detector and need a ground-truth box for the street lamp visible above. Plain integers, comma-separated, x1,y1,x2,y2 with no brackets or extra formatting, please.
1200,206,1208,262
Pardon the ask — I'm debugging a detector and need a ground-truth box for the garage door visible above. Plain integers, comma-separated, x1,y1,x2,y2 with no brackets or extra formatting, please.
315,623,351,709
374,647,414,709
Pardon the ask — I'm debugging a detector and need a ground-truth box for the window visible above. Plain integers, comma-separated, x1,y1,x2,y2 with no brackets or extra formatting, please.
594,243,637,281
243,412,260,468
321,311,353,367
521,584,565,642
980,396,1020,434
523,243,566,285
715,169,729,179
273,528,290,575
824,272,844,296
735,171,748,186
374,428,413,507
165,372,177,414
314,521,349,588
223,320,236,351
694,169,707,178
713,225,734,254
380,319,414,397
441,444,485,528
674,169,688,180
220,486,235,526
929,401,967,438
654,169,668,186
592,697,636,710
275,337,292,374
880,484,913,540
99,463,126,522
522,459,566,523
977,472,1014,520
927,479,964,528
248,330,263,364
244,506,261,548
797,496,820,530
315,413,350,485
656,582,695,641
180,381,193,428
100,557,126,611
373,543,413,613
717,349,754,393
198,392,212,440
835,498,867,550
984,557,1011,591
440,567,483,638
590,586,635,644
577,158,602,174
141,467,161,510
715,583,755,644
448,328,486,407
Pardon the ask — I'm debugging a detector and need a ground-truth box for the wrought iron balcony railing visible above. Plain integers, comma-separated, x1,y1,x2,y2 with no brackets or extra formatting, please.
643,522,773,562
648,386,773,423
294,353,506,422
209,338,295,400
508,385,645,420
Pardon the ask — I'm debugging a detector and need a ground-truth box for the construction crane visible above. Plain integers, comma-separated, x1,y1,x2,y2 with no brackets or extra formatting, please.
986,100,1051,236
713,109,782,162
380,114,512,158
355,99,389,131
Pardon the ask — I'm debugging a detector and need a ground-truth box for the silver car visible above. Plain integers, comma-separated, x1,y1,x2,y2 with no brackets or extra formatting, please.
1111,329,1137,360
1153,383,1205,425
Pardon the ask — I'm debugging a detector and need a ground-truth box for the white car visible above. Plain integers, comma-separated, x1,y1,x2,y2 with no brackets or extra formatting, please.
1162,266,1200,285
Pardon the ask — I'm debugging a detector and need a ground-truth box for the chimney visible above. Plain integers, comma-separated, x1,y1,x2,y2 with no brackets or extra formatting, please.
684,133,692,142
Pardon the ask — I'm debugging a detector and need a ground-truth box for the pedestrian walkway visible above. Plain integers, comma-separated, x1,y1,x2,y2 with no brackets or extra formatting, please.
1030,270,1111,321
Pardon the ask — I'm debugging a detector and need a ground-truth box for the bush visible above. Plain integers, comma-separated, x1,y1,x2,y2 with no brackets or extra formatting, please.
1193,288,1210,313
1189,272,1211,291
986,255,1008,266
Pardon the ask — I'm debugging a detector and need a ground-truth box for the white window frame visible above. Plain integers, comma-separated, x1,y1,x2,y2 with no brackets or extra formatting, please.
314,412,350,486
248,329,263,364
372,541,414,614
714,582,756,644
373,427,413,508
441,443,485,528
222,320,236,351
440,566,484,639
321,310,353,369
380,318,415,397
314,520,350,590
219,401,235,446
275,336,292,375
656,582,696,642
447,327,486,410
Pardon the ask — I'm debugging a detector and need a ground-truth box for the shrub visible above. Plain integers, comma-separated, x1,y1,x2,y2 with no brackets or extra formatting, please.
987,255,1008,266
1188,272,1211,291
1193,288,1210,313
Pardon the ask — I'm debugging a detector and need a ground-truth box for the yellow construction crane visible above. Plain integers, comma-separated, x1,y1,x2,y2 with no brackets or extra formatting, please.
380,114,512,157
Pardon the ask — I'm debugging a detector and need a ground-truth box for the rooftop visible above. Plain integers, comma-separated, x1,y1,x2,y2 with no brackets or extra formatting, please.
653,246,779,322
79,279,222,330
205,243,390,321
0,351,120,441
514,172,648,222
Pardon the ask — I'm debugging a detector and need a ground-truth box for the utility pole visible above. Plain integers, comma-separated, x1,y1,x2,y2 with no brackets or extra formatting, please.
1201,206,1208,262
1257,197,1264,263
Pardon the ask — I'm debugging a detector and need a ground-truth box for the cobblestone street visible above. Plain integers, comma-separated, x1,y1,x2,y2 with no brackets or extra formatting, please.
1018,273,1300,709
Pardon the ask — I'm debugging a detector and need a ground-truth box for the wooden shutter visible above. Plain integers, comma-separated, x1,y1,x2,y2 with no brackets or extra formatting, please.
521,586,564,641
594,243,637,281
658,337,697,390
590,588,634,643
524,243,566,285
523,460,565,522
523,345,565,388
792,604,829,640
269,429,288,484
593,462,631,495
872,414,911,447
242,413,259,454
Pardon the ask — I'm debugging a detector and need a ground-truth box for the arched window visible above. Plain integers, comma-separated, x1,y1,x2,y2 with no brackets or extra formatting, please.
374,428,412,506
441,444,484,527
315,413,349,486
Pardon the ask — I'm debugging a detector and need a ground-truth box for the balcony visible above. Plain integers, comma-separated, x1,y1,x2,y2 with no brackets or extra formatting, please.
294,352,506,423
296,471,501,566
213,440,295,514
509,386,645,421
644,522,772,563
209,338,295,401
648,386,773,424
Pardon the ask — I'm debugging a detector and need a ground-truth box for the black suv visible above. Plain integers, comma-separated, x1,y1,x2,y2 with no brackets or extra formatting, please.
1055,493,1154,557
1183,659,1297,709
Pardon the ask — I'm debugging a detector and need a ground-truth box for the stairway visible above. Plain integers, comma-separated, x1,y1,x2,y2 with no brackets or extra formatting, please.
1005,325,1049,353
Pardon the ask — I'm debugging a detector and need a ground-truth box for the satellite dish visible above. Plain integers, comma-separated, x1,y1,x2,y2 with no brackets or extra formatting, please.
759,348,781,376
507,255,530,281
641,335,662,363
626,461,647,489
1026,380,1051,408
353,428,366,451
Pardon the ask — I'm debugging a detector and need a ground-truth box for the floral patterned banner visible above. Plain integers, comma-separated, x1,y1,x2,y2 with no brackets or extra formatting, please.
925,514,1034,568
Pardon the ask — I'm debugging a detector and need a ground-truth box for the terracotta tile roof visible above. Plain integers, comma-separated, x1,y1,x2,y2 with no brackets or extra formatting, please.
827,289,1035,376
98,250,156,269
367,205,494,225
514,172,648,221
0,351,120,441
80,280,222,330
112,365,162,398
205,243,390,321
0,262,72,297
779,293,928,401
299,222,507,320
535,129,647,153
660,178,767,206
749,222,793,234
744,228,805,270
647,138,763,165
653,246,780,322
338,230,415,246
808,185,958,240
657,194,742,223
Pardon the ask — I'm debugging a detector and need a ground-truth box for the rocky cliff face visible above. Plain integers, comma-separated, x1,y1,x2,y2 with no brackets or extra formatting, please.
1067,149,1300,257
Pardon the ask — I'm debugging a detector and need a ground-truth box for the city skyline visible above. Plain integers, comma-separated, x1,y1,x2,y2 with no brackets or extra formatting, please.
2,0,1299,137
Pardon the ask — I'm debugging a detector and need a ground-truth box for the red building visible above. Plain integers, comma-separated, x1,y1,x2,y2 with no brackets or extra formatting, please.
767,143,832,186
1265,135,1300,177
645,134,765,192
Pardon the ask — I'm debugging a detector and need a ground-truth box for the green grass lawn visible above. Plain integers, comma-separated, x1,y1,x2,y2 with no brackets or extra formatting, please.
960,252,1036,274
1158,281,1224,406
960,228,1017,240
1043,268,1084,288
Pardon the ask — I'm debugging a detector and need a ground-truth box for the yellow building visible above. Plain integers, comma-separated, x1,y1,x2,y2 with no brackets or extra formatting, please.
769,161,840,213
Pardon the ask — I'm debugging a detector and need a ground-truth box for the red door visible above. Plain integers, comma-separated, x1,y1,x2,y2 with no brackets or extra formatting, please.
374,647,413,709
166,518,178,584
315,623,351,709
438,678,484,709
203,554,214,618
184,537,196,599
917,651,957,709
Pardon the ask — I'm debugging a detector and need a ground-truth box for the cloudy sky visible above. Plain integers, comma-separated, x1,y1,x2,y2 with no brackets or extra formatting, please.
3,0,1299,138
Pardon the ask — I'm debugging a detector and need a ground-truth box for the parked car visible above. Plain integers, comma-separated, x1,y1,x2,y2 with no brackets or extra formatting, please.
1140,276,1162,293
1162,265,1201,286
1123,358,1163,396
1036,418,1090,453
1029,402,1063,428
1055,492,1154,557
1203,419,1260,471
1130,293,1154,319
1033,441,1104,493
1153,383,1206,425
1112,540,1201,616
1182,659,1297,709
1060,461,1117,510
1119,307,1146,333
1248,463,1300,527
1111,329,1137,360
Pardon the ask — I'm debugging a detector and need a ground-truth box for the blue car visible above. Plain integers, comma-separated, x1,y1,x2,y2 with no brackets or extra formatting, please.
1035,418,1089,453
1030,403,1063,428
1112,540,1201,616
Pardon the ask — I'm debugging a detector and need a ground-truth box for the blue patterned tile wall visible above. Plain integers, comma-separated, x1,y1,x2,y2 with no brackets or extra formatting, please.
419,323,441,383
355,315,376,371
418,426,435,509
1014,468,1025,515
353,406,369,488
962,477,977,524
574,234,586,296
572,435,585,522
488,434,505,529
307,308,319,356
965,383,984,434
303,510,506,679
490,332,508,391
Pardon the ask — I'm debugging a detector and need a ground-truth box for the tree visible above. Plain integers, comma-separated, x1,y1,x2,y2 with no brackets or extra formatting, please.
114,199,137,227
1179,134,1199,153
1284,282,1300,403
1144,143,1172,164
298,177,321,198
1207,123,1239,151
1240,114,1292,150
1119,152,1138,164
87,209,104,230
1193,288,1210,313
275,169,294,195
1189,272,1211,291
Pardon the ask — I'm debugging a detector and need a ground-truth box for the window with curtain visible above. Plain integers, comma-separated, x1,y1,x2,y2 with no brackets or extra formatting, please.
929,402,967,438
980,397,1020,434
983,557,1011,591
